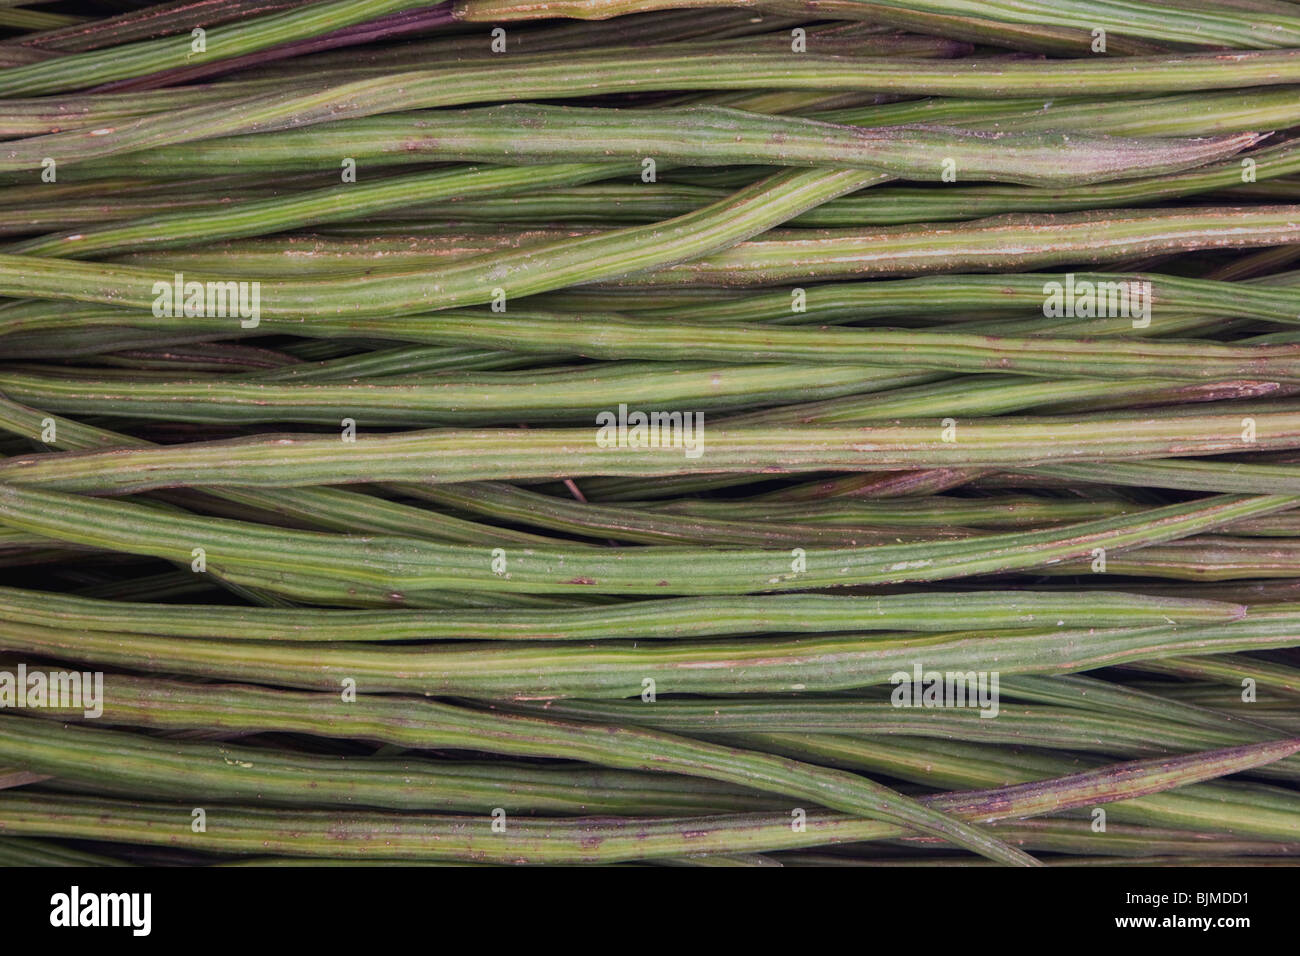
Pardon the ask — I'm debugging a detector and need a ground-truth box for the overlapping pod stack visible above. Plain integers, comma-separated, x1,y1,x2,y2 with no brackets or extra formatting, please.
0,0,1299,867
